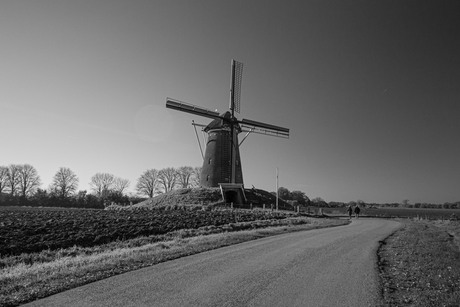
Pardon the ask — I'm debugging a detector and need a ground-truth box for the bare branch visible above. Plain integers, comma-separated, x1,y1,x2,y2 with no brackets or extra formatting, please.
6,164,21,196
51,167,79,198
0,166,9,194
90,173,115,197
17,164,41,198
158,167,178,193
190,167,202,188
136,169,160,198
113,177,130,194
177,166,194,189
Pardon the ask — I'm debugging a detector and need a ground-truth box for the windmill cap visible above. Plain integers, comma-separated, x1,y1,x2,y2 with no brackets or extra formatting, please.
204,111,241,132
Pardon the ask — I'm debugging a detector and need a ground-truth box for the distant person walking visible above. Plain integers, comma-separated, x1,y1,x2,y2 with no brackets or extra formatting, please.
347,205,353,219
354,205,361,219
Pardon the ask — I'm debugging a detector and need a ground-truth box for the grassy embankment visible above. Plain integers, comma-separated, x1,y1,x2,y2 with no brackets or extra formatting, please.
0,215,347,307
378,219,460,306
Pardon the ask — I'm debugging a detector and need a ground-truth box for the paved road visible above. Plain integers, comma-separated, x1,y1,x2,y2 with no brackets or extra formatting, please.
24,219,401,307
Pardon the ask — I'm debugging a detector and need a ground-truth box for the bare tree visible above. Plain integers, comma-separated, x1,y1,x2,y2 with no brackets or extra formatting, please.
136,169,160,198
17,164,41,197
177,166,194,188
190,166,202,188
0,166,9,194
113,177,130,194
90,173,115,197
158,167,178,193
6,164,21,196
51,167,79,198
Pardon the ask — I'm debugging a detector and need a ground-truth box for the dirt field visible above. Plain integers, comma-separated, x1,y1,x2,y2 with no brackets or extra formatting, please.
0,206,288,256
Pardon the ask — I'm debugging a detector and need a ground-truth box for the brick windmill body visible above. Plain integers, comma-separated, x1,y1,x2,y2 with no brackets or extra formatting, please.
166,60,289,204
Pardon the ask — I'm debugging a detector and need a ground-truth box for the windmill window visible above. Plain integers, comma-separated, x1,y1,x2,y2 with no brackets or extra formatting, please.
208,158,212,164
206,175,209,181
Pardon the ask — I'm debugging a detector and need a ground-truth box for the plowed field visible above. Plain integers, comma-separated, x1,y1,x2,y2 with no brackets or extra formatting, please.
0,207,287,256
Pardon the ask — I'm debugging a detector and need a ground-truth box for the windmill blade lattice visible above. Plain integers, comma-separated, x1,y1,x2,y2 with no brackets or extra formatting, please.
230,60,244,114
166,98,222,120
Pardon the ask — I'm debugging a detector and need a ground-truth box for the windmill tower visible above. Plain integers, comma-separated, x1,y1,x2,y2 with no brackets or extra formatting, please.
166,60,289,201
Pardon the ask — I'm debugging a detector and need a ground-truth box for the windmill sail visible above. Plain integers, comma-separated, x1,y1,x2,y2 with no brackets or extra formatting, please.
240,118,290,138
230,60,243,114
166,98,222,120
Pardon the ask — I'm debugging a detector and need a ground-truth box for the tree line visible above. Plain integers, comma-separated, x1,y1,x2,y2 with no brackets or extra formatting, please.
326,199,460,210
0,164,201,208
1,164,457,210
136,166,201,198
274,187,311,206
275,187,459,210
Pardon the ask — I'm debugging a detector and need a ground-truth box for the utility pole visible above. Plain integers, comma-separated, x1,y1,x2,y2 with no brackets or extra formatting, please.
276,167,279,211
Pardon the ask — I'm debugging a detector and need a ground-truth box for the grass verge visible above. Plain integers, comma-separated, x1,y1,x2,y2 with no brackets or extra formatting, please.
378,220,460,306
0,216,347,307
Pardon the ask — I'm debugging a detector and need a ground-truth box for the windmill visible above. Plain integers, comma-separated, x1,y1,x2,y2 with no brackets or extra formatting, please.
166,60,289,202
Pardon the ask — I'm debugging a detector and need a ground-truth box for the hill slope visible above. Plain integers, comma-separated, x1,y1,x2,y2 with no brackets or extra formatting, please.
134,187,294,211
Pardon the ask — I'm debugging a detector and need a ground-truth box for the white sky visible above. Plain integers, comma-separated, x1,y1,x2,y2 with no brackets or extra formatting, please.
1,0,459,204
